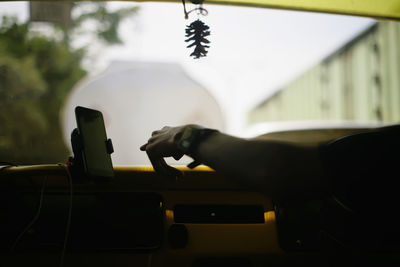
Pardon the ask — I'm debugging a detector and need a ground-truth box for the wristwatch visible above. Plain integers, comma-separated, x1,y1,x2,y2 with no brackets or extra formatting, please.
177,125,218,156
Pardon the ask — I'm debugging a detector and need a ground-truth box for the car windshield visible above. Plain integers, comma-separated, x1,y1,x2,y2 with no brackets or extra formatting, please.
0,1,395,166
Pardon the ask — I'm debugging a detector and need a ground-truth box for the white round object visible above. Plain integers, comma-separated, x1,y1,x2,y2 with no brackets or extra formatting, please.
62,61,224,165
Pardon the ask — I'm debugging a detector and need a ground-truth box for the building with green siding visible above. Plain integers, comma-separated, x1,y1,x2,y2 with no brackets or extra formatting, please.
249,21,400,125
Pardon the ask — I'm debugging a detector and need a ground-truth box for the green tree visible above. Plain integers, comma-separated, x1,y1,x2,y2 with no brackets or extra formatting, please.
68,2,139,45
0,3,138,164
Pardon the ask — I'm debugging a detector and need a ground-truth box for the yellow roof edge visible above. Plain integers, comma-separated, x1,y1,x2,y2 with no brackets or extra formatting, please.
20,0,400,20
205,0,400,21
61,0,400,21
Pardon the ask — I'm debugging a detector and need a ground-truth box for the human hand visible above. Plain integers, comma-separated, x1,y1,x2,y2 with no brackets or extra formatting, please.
140,125,189,178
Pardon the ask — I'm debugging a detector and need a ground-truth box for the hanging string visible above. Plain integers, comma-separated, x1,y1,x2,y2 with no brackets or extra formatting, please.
182,0,189,19
182,0,208,19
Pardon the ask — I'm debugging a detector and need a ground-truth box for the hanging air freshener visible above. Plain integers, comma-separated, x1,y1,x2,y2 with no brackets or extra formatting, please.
182,0,210,59
185,20,210,58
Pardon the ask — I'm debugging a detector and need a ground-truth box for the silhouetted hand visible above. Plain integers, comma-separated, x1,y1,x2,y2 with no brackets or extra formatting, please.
140,125,190,179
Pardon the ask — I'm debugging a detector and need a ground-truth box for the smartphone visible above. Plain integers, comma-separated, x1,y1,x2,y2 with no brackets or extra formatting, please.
75,106,114,178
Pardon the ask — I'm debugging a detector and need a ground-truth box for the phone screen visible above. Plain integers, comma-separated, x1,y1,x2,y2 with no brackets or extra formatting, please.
75,106,114,178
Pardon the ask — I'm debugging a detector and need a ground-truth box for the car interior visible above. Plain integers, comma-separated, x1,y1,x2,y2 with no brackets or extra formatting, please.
1,0,400,266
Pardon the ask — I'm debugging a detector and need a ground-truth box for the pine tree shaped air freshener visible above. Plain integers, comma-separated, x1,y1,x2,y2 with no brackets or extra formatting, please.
182,0,210,59
185,20,210,59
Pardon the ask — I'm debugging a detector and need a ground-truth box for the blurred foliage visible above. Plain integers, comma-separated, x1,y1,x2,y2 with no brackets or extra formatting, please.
0,16,86,163
71,2,139,45
0,3,138,164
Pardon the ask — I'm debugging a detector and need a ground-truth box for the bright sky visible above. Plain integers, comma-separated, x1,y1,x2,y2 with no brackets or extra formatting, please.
1,1,375,133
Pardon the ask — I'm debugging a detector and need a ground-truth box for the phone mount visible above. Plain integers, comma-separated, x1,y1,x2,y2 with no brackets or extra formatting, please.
67,128,114,181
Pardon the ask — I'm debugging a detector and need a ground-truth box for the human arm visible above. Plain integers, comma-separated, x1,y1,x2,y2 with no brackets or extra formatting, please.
140,125,331,201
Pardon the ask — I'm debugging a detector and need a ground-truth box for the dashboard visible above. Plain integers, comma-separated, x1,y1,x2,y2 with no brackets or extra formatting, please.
1,165,283,267
2,126,400,267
